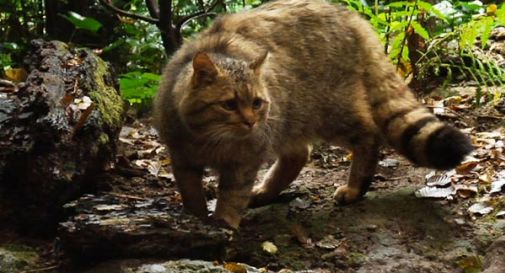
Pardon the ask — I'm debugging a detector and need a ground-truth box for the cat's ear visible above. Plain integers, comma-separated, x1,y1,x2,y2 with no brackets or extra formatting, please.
192,52,218,87
249,51,268,72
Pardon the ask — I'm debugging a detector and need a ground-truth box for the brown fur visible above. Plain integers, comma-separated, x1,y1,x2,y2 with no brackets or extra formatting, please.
154,0,473,228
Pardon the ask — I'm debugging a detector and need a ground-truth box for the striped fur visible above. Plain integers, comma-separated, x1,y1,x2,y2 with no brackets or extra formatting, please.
154,0,473,228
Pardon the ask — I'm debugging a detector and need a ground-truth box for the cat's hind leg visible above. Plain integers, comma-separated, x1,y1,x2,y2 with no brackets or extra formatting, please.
250,145,310,207
334,138,379,204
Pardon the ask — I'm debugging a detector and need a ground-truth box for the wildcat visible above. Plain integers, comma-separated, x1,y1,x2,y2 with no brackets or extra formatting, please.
154,0,473,228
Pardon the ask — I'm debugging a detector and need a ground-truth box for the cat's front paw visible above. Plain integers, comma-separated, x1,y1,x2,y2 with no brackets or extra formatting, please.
333,185,361,204
213,206,242,229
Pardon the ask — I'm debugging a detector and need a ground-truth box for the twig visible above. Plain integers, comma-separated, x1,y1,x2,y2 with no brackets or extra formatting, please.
20,265,59,273
179,12,218,30
0,79,16,87
109,192,147,201
99,0,158,24
396,0,418,71
176,0,220,30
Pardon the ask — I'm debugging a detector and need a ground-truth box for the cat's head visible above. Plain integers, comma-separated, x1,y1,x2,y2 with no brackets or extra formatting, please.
177,52,270,140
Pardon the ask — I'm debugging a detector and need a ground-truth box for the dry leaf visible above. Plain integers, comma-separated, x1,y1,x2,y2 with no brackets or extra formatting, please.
378,158,399,168
490,171,505,194
316,235,341,249
4,68,28,82
456,160,479,174
223,262,247,273
468,203,493,215
425,171,454,187
454,185,478,199
261,241,278,254
415,186,454,199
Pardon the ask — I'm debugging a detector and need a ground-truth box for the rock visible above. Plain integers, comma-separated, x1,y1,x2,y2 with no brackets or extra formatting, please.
0,40,124,233
482,235,505,273
59,193,231,262
78,259,265,273
0,245,38,273
133,260,263,273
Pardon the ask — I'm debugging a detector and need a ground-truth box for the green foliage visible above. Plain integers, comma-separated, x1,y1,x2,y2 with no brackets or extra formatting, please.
61,11,103,33
119,71,160,106
336,0,505,105
417,3,505,105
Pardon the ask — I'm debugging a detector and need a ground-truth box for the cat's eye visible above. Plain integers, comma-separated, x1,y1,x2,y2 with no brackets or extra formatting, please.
221,99,238,111
252,98,263,110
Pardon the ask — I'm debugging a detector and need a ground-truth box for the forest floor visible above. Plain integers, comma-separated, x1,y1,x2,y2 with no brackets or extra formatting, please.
1,87,505,273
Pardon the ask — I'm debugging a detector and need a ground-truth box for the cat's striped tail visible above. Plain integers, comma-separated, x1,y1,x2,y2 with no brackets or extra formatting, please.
370,83,473,169
354,17,473,170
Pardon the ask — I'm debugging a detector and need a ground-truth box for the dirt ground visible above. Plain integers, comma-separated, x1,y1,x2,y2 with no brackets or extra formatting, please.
1,94,505,273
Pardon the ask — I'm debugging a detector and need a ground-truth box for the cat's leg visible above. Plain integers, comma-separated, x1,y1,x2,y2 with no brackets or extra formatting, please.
214,165,260,228
334,138,379,204
172,164,208,218
250,145,310,207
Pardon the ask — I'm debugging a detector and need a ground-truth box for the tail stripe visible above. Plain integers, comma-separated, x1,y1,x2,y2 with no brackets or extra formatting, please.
400,116,438,163
382,106,419,131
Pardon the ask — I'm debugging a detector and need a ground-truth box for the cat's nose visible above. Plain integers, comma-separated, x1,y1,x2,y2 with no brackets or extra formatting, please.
244,120,256,129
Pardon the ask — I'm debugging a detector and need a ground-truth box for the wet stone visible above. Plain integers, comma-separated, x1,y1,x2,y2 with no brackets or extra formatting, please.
59,193,231,263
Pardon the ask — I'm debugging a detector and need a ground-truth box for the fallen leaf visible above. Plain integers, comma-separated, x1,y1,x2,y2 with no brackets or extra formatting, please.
147,161,162,176
454,185,478,199
94,204,126,211
496,211,505,218
489,172,505,194
223,262,247,273
4,68,27,82
456,160,479,174
415,186,454,199
468,203,493,215
289,197,311,210
378,158,399,168
316,235,341,249
261,241,278,254
425,170,454,187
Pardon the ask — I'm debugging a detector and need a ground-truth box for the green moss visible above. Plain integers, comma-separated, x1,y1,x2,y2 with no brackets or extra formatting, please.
0,245,38,273
89,57,124,128
98,133,110,145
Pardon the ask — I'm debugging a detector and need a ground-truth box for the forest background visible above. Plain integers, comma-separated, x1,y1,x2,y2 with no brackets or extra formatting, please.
2,0,505,113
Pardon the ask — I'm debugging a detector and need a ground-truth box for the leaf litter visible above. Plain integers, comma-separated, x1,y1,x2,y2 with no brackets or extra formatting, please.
414,117,505,219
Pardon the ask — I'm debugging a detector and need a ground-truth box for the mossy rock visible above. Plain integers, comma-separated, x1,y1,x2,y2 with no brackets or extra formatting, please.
0,245,38,273
0,39,125,233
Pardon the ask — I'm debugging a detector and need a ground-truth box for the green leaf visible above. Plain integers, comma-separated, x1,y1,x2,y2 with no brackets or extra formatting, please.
387,1,410,8
389,32,405,60
119,71,160,105
61,11,102,33
418,1,446,21
480,17,495,48
390,21,408,32
459,22,479,49
497,4,505,25
411,21,430,40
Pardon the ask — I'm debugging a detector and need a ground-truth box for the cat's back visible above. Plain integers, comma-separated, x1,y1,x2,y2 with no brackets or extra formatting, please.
206,0,356,42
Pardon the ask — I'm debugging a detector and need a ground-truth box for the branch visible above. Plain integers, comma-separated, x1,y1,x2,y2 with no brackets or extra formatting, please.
176,0,220,30
145,0,159,19
99,0,158,24
178,12,218,30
